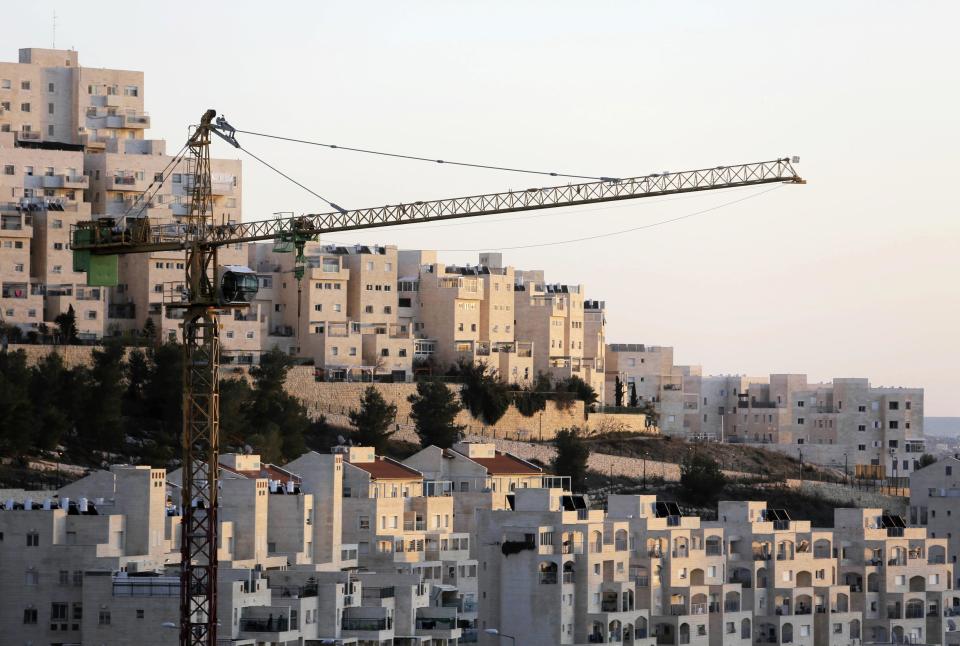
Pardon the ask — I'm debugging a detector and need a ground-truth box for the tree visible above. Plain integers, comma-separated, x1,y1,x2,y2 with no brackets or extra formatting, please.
54,304,79,344
28,352,71,451
408,380,465,448
614,376,624,407
141,317,157,345
558,375,598,408
236,348,315,463
917,453,937,469
628,382,639,408
349,386,398,452
0,349,34,455
679,452,727,506
456,360,510,426
79,341,126,458
551,427,590,492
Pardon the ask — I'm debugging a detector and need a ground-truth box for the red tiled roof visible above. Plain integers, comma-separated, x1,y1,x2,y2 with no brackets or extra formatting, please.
348,456,423,480
218,462,301,484
462,451,542,475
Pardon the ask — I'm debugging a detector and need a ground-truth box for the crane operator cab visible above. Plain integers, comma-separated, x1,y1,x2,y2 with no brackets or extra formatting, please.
217,265,259,305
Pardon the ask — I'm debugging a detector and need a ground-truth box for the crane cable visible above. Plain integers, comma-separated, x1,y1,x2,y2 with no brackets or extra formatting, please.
118,143,190,224
233,128,620,182
234,142,348,214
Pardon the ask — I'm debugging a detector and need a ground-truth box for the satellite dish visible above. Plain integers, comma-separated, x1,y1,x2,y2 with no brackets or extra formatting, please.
243,444,253,455
337,435,346,445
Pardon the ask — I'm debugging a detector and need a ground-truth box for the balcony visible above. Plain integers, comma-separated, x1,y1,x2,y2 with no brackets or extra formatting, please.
342,617,391,631
16,130,42,142
42,174,89,189
1,283,29,299
210,181,235,196
124,113,151,128
670,602,707,616
238,609,299,642
106,175,146,191
112,576,179,597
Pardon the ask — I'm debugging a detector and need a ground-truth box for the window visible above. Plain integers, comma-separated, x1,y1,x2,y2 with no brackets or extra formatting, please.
73,602,82,620
333,303,341,312
245,331,254,339
381,348,389,357
858,405,866,412
20,102,30,112
124,85,139,97
0,79,9,89
889,401,899,410
59,570,69,585
26,531,39,546
21,80,30,90
136,608,145,619
349,347,357,356
385,262,393,271
3,165,12,175
797,418,805,425
73,571,83,586
23,608,37,624
858,444,866,451
98,610,111,625
25,569,39,585
51,602,68,621
48,82,55,92
48,102,54,114
383,306,391,314
399,348,407,357
366,261,374,270
331,347,339,356
314,304,322,312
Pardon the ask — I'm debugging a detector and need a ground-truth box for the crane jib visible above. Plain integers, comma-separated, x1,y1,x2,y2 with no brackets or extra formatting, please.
71,158,802,256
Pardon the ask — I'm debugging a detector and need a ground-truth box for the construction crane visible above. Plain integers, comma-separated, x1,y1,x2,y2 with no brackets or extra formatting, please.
70,109,804,646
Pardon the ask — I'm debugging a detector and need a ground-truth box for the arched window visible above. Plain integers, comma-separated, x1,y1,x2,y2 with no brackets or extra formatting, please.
538,561,557,584
562,561,574,584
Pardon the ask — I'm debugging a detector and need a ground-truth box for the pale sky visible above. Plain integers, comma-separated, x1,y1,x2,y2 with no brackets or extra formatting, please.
9,1,960,414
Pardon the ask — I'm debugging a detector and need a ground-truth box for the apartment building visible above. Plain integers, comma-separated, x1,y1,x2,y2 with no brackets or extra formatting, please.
0,131,106,337
910,457,960,589
0,47,260,357
604,496,747,646
721,376,926,479
338,445,478,641
583,299,607,403
833,507,956,646
476,487,656,645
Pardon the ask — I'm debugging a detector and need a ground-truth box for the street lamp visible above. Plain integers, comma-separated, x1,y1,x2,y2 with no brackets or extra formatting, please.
485,628,517,644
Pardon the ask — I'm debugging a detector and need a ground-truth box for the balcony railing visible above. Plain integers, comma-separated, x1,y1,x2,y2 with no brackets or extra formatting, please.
416,617,457,630
240,616,291,632
112,578,179,597
342,617,390,631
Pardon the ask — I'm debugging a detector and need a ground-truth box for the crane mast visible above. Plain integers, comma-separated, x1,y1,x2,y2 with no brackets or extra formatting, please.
70,110,804,646
179,109,222,646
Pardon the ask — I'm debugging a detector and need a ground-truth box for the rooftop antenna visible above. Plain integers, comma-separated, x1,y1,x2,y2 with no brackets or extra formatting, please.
52,10,56,48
